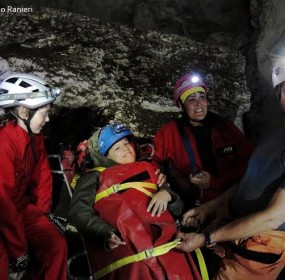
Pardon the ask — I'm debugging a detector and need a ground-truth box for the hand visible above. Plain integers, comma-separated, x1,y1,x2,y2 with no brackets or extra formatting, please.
155,169,166,187
9,271,26,280
181,206,207,228
147,190,171,217
9,254,30,273
107,233,126,250
190,171,210,189
176,232,205,252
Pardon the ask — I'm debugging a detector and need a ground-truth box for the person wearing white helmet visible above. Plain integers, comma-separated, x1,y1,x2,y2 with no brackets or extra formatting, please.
272,64,285,113
175,67,285,279
0,73,67,279
152,72,253,210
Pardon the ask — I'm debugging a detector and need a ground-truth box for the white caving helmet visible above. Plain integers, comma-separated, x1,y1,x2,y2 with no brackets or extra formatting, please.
272,64,285,89
0,73,60,109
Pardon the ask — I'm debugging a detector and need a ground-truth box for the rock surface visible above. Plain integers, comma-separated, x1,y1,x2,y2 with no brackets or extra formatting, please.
0,8,251,150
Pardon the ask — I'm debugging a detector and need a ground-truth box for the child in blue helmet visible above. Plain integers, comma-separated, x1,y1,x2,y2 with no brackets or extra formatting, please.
68,124,201,280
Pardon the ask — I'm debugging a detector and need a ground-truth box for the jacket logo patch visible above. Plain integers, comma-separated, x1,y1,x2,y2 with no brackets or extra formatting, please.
216,145,236,156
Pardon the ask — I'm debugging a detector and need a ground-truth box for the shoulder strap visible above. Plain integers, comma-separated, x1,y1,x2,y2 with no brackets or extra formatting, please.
70,166,106,189
176,120,196,170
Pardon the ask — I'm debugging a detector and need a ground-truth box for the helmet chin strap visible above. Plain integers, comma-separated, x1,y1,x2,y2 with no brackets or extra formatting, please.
12,109,38,161
12,109,34,135
23,117,33,135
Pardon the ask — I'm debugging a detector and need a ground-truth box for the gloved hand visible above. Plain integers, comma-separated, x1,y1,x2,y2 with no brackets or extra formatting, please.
47,213,67,235
10,254,30,273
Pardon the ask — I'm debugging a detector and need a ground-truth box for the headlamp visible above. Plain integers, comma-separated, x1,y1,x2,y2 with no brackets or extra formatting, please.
190,75,200,84
113,123,128,133
50,87,61,97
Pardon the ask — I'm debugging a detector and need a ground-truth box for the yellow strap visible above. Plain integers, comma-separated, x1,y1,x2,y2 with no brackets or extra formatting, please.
95,182,157,202
70,167,107,189
71,174,80,189
94,167,107,172
194,248,209,280
94,239,181,279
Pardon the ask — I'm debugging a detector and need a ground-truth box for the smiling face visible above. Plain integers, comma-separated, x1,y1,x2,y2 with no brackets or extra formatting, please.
107,137,136,164
29,104,51,134
182,92,208,125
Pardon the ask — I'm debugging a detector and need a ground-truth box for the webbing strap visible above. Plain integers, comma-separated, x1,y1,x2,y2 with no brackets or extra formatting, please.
94,239,181,279
194,248,209,280
71,174,80,189
177,121,196,169
70,167,106,189
228,242,282,264
95,182,157,202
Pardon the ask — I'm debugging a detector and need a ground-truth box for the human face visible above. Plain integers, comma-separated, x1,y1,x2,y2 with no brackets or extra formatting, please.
107,137,136,164
29,104,51,134
182,92,208,125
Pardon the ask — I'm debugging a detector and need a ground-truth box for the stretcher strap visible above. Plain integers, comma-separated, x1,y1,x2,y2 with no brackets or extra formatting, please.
194,248,209,280
95,182,157,202
71,167,106,189
94,239,181,279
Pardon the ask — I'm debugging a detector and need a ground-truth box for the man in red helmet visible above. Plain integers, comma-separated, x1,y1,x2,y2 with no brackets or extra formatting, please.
152,72,253,209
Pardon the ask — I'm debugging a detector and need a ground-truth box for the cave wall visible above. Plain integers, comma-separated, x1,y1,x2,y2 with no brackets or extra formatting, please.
246,0,284,142
0,0,250,48
2,1,285,146
0,8,250,151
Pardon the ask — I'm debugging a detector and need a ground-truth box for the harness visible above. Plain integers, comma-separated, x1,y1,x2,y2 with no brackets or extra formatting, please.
91,164,209,280
95,181,156,202
177,120,197,171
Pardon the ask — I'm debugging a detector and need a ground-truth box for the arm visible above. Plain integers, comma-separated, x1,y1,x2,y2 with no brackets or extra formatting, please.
210,121,253,190
182,185,236,227
177,187,285,252
151,125,169,167
146,181,184,217
68,171,116,243
0,142,28,258
29,134,52,213
211,187,285,242
161,182,184,217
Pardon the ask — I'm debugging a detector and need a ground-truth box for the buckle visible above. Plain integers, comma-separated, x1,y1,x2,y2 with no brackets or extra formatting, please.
144,248,154,259
111,184,120,193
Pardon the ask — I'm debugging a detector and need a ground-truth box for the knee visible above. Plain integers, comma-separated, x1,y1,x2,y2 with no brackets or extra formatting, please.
0,242,9,278
48,231,68,257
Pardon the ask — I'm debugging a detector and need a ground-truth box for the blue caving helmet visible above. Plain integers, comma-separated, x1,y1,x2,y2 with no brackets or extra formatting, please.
98,123,133,156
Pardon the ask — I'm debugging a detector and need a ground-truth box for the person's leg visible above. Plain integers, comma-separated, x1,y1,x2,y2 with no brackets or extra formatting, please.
24,204,67,280
0,237,9,279
214,254,285,280
214,231,285,280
